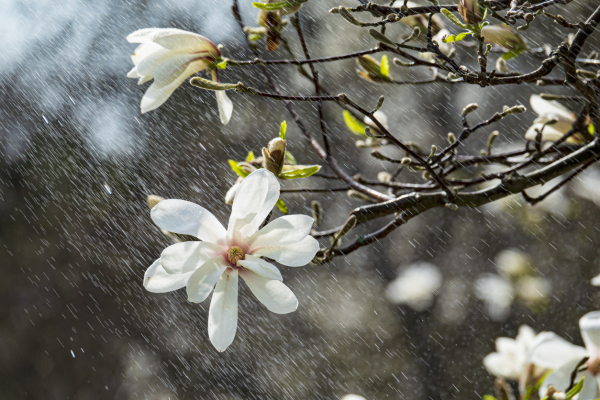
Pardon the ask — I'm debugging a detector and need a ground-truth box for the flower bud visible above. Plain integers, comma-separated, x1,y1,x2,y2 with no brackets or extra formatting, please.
377,171,393,184
356,55,390,82
262,138,287,176
311,200,322,227
503,105,527,115
495,57,510,73
481,25,527,51
147,195,165,209
190,77,239,91
401,157,412,166
347,190,372,202
458,0,483,24
447,132,456,144
461,103,478,116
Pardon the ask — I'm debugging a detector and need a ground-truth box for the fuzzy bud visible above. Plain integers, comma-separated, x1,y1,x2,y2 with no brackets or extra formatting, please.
503,105,527,115
458,0,483,24
461,103,478,116
401,157,412,166
447,132,456,144
377,171,393,184
262,138,287,176
147,195,165,209
311,200,322,227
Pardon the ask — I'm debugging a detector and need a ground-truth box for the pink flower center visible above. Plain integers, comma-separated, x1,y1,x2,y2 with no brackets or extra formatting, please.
226,246,244,265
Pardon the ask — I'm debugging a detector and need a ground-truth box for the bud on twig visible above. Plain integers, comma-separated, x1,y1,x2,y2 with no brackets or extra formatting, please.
311,200,322,227
486,130,500,155
401,157,412,166
502,105,527,115
461,103,478,116
369,29,396,46
147,195,165,209
190,77,240,91
335,215,357,240
374,96,385,112
377,171,393,184
262,138,287,175
447,132,456,144
338,7,363,26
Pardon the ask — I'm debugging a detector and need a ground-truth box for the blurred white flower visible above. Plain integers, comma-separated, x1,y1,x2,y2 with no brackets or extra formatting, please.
394,1,444,36
144,169,319,351
517,276,551,306
386,262,442,312
483,325,536,381
481,25,526,52
341,395,367,400
495,249,532,279
364,110,389,130
420,29,454,63
127,28,233,124
474,274,514,321
529,312,600,399
574,168,600,208
525,95,580,143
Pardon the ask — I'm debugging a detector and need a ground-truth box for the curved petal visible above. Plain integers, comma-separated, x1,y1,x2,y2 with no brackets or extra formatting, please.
139,59,207,113
152,29,219,55
186,256,228,303
246,215,314,251
237,254,282,281
252,235,319,267
153,53,207,88
160,241,224,275
131,42,165,66
216,90,233,125
580,311,600,353
227,169,280,244
208,269,239,352
524,122,571,142
127,28,165,44
531,94,575,122
135,47,178,80
528,332,587,369
143,258,193,293
483,352,520,380
578,371,598,400
239,269,298,314
151,199,226,244
539,358,584,398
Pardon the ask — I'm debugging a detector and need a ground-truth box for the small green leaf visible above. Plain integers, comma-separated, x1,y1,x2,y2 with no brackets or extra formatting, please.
216,60,227,70
441,8,470,29
280,120,287,140
442,31,473,43
245,151,255,162
228,159,249,178
565,377,585,400
285,151,297,165
589,123,595,135
279,165,321,179
501,48,524,60
248,33,263,41
482,396,497,400
276,199,288,214
380,55,389,77
343,110,367,136
252,1,293,11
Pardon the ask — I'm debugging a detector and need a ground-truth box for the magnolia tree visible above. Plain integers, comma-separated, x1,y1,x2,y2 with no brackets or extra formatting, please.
126,0,600,399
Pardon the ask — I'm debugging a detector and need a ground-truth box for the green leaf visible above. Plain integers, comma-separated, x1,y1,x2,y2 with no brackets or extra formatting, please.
482,396,497,400
248,33,263,41
245,151,255,162
441,8,470,29
565,377,585,400
252,1,293,10
589,123,595,135
343,110,367,136
380,54,389,77
228,159,250,178
280,120,287,140
276,199,288,214
279,165,321,179
501,48,524,60
216,60,227,70
285,151,297,165
442,31,473,43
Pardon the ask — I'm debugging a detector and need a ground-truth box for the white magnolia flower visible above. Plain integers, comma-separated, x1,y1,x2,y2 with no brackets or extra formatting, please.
127,28,233,124
529,312,600,399
525,95,580,143
386,262,443,312
474,274,514,321
364,110,389,130
144,169,319,351
483,325,537,381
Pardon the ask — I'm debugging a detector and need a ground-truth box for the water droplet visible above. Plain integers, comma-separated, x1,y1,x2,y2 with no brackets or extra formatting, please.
42,115,49,124
71,350,75,358
103,183,112,195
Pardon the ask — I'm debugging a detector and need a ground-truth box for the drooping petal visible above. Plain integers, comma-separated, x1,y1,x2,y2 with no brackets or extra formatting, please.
143,258,193,293
208,269,239,352
580,311,600,353
237,254,282,281
160,241,224,275
251,235,319,267
528,331,587,369
153,53,207,88
216,90,233,125
246,215,314,251
152,29,220,55
186,256,228,303
126,28,165,44
239,269,298,314
139,59,207,113
530,94,575,122
151,199,226,244
227,169,280,244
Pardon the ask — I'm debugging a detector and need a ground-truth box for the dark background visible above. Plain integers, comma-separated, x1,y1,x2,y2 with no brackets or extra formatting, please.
1,1,600,399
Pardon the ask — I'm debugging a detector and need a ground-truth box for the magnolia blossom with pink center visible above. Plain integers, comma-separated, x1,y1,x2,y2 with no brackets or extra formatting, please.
144,169,319,351
126,28,233,124
528,311,600,399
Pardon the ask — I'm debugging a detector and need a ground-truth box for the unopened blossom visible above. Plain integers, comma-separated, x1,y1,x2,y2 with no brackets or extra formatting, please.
483,325,537,381
481,25,527,52
394,1,444,36
528,312,600,400
517,276,551,308
525,95,582,143
385,262,442,312
127,28,233,124
420,29,454,63
144,169,319,351
458,0,483,24
474,274,514,321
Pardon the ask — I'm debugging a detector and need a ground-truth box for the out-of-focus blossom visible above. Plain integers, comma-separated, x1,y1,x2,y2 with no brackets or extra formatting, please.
386,263,443,311
495,249,532,279
517,276,551,308
364,110,389,131
394,1,444,36
126,28,233,124
529,312,600,399
481,25,526,52
524,95,582,143
420,29,454,63
483,325,537,381
144,169,319,351
341,395,367,400
474,274,514,321
437,279,469,324
458,0,483,24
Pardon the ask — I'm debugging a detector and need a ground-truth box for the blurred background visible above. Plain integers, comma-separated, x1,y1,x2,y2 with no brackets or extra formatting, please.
2,0,600,399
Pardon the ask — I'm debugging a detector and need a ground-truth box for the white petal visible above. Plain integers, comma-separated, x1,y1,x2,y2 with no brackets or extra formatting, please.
517,325,537,348
246,215,314,251
186,256,228,303
139,59,207,113
580,311,600,353
539,359,584,398
528,331,587,369
524,120,574,142
496,337,519,357
483,352,520,380
578,371,598,400
152,29,219,54
239,269,298,314
131,42,165,66
530,94,575,122
160,241,224,275
227,169,280,244
592,274,600,286
134,47,177,80
143,258,193,293
127,67,140,79
216,90,233,125
237,254,282,281
126,28,165,43
151,199,226,244
153,53,207,88
252,235,319,267
208,269,239,352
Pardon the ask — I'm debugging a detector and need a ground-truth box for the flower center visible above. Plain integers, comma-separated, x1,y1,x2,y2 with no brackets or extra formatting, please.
588,356,600,375
226,246,244,265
